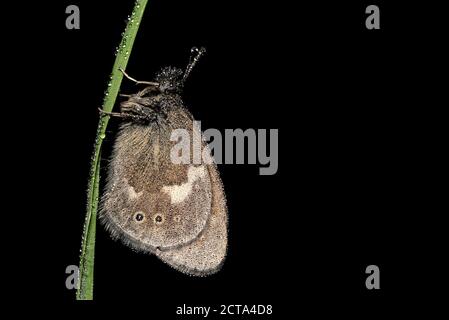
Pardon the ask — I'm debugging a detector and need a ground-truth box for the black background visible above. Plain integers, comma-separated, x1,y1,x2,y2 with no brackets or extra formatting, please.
17,0,445,315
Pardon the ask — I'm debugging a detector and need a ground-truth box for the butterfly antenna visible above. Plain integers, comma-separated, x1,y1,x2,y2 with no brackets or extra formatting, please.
182,47,206,83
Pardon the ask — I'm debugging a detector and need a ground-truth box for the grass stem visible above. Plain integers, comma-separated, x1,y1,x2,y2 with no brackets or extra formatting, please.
76,0,149,300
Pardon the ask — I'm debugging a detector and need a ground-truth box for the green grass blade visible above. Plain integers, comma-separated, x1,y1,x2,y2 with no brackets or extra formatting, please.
76,0,150,300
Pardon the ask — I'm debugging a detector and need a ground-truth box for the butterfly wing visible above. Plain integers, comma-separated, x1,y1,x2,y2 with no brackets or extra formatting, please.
156,162,228,276
100,112,212,253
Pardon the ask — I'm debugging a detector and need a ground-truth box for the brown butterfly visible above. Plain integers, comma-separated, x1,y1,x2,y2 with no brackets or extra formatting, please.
99,47,227,276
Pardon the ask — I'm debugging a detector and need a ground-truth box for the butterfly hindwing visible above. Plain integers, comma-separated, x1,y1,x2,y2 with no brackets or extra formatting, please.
156,162,228,276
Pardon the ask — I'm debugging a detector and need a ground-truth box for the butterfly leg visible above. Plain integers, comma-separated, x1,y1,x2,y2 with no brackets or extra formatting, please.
98,108,148,122
119,68,159,87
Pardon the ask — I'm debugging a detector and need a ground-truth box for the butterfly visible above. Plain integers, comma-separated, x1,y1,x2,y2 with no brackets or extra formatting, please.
99,47,227,276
